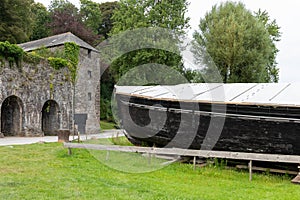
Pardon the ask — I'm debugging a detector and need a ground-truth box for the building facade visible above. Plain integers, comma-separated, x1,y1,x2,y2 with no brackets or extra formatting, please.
0,32,100,137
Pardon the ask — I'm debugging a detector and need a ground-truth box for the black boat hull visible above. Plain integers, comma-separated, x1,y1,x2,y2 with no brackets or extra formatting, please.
116,94,300,155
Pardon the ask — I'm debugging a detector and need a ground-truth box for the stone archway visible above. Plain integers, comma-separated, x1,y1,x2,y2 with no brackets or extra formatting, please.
1,96,24,136
42,100,60,136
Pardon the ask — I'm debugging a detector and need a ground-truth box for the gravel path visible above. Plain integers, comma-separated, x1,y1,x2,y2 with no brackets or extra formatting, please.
0,129,124,146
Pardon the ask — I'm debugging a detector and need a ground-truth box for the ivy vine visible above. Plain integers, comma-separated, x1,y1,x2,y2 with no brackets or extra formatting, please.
0,41,80,85
48,57,70,70
0,41,24,68
64,42,80,84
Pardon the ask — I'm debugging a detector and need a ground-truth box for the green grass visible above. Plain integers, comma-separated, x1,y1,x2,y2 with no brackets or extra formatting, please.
0,143,299,200
100,120,117,130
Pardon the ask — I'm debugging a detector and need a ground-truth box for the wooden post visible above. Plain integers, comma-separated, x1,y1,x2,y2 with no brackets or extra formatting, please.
193,156,196,170
68,147,72,155
248,160,253,181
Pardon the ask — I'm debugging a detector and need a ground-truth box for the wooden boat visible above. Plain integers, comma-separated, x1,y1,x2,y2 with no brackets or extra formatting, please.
115,83,300,155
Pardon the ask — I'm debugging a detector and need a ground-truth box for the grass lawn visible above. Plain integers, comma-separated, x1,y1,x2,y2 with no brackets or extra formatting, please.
100,120,117,130
0,142,299,200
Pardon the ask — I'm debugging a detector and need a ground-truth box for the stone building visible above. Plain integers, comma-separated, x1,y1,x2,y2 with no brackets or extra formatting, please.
0,32,100,137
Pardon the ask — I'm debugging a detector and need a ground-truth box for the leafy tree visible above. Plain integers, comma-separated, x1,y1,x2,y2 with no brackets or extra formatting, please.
48,0,99,45
0,0,34,43
193,2,280,83
30,3,51,41
98,1,119,39
109,0,190,83
99,0,190,121
255,9,281,83
80,0,102,35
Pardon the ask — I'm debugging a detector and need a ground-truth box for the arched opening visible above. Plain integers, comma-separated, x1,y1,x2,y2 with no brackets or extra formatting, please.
1,96,24,136
42,100,60,136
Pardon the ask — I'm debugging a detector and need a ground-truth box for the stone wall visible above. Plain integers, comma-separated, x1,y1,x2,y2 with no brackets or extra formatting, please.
0,59,73,136
74,48,101,134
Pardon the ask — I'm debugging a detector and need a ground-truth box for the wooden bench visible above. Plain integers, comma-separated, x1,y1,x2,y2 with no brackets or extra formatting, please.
64,143,300,183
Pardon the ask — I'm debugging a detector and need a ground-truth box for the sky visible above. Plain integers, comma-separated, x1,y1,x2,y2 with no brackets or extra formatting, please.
36,0,300,83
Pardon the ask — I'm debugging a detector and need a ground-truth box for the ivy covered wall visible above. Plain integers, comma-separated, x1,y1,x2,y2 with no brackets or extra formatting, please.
0,42,73,136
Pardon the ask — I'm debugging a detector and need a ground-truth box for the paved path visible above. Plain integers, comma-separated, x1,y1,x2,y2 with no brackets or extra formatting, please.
0,129,124,146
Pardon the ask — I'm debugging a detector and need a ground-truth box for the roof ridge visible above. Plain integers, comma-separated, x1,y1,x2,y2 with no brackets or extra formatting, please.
18,32,98,53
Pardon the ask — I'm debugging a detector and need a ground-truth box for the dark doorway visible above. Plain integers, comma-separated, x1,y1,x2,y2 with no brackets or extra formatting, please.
42,100,60,136
1,96,23,136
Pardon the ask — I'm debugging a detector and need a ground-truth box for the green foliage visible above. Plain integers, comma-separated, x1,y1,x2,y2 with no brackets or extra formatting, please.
110,136,133,146
193,2,280,83
255,9,281,83
109,0,190,84
0,41,24,68
64,42,80,83
111,0,190,34
48,57,70,70
100,120,116,130
30,2,51,40
101,0,191,121
0,0,34,43
99,1,119,39
29,42,79,82
80,0,102,35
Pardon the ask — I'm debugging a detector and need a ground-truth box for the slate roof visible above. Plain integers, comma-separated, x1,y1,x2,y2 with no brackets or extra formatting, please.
19,32,98,52
115,83,300,107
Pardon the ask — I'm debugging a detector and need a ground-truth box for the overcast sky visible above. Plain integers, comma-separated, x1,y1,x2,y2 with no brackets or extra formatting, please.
36,0,300,83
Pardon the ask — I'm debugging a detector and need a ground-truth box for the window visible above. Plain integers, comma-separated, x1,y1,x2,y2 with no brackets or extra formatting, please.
88,49,92,58
88,93,92,101
88,70,92,78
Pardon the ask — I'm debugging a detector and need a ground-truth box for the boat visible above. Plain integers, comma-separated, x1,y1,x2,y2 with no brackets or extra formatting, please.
115,83,300,155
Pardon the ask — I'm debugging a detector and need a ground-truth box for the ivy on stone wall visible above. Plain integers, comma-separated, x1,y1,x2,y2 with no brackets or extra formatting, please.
48,57,70,70
0,41,24,68
64,42,80,84
0,41,80,85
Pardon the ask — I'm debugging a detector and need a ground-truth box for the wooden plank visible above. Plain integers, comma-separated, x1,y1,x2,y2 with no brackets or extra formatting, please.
236,165,298,175
64,143,300,164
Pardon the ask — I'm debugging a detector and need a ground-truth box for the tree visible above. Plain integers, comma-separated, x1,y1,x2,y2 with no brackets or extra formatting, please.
99,0,190,121
0,0,35,43
193,2,280,83
80,0,102,35
30,3,51,41
255,9,281,83
48,0,99,45
98,1,119,39
109,0,190,83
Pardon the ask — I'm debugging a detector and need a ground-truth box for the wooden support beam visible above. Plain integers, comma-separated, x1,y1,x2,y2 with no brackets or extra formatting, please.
248,160,252,181
63,143,300,164
236,165,298,175
291,165,300,184
64,143,300,183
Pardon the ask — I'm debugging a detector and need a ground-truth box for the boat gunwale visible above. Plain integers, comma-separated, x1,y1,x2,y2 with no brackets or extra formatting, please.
115,92,300,109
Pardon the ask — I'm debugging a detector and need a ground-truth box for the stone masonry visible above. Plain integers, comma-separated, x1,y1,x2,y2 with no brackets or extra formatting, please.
0,32,101,137
0,59,72,136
